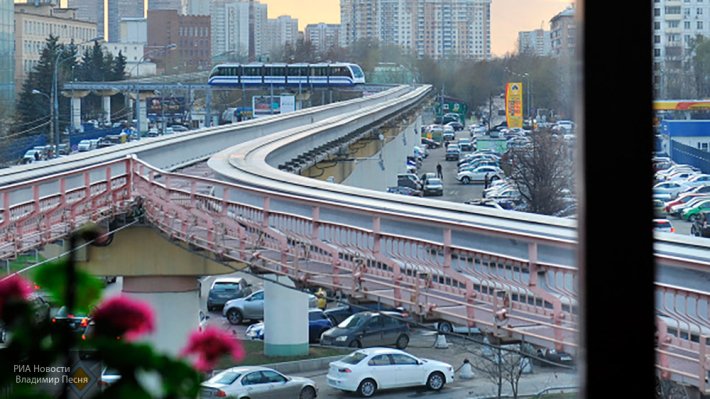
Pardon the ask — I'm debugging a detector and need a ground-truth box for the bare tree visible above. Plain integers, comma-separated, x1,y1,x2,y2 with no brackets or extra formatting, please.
504,128,574,215
474,342,531,399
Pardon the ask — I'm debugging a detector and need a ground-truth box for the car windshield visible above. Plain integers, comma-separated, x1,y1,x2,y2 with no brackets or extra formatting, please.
212,282,240,291
338,313,368,328
339,351,368,365
427,178,442,185
207,371,241,385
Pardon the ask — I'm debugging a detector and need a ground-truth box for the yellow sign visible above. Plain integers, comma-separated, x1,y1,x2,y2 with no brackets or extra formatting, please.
506,82,524,129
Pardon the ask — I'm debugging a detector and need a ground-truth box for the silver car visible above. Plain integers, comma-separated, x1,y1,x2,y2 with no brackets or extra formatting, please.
223,290,317,325
201,366,317,399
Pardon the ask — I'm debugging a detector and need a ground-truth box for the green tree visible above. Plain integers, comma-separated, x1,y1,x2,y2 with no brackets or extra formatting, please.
692,35,710,98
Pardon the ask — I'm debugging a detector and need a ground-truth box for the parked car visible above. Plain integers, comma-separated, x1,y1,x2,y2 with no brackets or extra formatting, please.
446,121,464,131
323,303,404,326
326,348,454,397
223,290,316,325
97,135,122,148
200,366,318,399
445,145,460,161
457,137,472,151
207,277,253,311
146,128,160,137
421,138,441,149
457,165,503,185
169,124,189,132
420,172,436,184
77,140,94,152
680,199,710,221
680,174,710,189
653,181,686,200
246,308,334,343
396,173,422,191
320,311,410,349
663,193,710,214
464,199,509,211
690,211,710,237
422,177,444,196
669,196,710,218
386,186,423,197
652,219,675,233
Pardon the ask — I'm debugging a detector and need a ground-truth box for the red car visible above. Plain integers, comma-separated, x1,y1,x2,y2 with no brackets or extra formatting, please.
663,193,710,213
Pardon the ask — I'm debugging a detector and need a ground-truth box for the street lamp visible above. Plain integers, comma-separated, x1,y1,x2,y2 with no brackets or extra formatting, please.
31,89,52,146
131,44,176,133
52,36,103,156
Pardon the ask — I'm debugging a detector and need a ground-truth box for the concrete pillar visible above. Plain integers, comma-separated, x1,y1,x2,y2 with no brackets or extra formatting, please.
263,274,308,356
102,96,111,125
138,98,148,133
71,97,82,131
122,276,200,356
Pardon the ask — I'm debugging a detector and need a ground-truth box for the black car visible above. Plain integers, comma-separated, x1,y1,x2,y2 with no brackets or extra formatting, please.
324,303,402,325
421,138,441,148
320,311,410,349
386,186,423,197
446,121,464,131
690,211,710,237
97,135,122,148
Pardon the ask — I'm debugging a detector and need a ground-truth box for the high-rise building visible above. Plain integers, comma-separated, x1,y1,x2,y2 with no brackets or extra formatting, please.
14,3,97,87
108,0,145,42
0,0,13,118
340,0,491,60
149,0,187,14
67,0,103,38
267,15,298,54
210,0,267,62
305,23,341,54
652,0,710,98
147,9,211,73
186,0,209,15
549,5,575,59
518,29,552,56
120,17,147,44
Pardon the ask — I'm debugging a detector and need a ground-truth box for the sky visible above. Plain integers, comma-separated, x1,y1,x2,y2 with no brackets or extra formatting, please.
263,0,575,57
50,0,575,57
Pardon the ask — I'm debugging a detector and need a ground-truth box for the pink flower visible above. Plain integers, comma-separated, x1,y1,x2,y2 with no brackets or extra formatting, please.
181,327,245,372
92,296,154,340
0,275,33,320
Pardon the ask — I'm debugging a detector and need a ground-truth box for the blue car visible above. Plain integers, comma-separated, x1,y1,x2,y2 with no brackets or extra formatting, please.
245,309,334,343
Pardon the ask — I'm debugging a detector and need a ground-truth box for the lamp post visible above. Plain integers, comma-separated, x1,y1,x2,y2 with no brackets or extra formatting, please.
52,36,103,156
31,89,51,147
131,44,176,133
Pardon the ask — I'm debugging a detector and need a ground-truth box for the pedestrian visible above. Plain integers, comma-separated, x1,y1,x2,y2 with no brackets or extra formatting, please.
484,173,490,189
34,151,40,161
436,163,443,179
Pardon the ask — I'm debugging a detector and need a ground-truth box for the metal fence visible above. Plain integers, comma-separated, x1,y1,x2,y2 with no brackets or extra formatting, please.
670,140,710,174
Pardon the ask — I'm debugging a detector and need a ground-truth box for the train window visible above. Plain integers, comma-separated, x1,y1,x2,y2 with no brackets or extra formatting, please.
299,67,309,76
271,67,285,76
243,67,259,76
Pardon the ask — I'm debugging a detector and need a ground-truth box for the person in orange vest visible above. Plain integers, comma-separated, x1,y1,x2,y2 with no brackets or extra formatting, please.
315,288,327,310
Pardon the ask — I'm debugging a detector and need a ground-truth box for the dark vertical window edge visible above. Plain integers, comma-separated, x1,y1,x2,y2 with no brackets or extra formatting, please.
580,1,656,397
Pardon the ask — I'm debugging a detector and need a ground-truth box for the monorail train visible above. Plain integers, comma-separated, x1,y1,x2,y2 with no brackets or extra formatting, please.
207,62,366,87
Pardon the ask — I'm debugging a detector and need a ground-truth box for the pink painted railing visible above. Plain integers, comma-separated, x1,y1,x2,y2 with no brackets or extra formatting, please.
1,156,709,392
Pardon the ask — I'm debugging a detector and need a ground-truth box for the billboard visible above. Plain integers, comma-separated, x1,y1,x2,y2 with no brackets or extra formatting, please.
252,95,296,118
147,97,186,117
505,82,523,129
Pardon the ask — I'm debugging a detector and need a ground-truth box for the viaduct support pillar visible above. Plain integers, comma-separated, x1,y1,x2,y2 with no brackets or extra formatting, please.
122,276,200,356
263,274,308,356
64,90,90,132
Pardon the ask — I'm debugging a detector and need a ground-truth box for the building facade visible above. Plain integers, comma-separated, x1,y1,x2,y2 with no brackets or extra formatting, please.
147,9,211,73
120,17,147,44
305,23,341,54
67,0,103,39
652,0,710,98
0,0,13,117
14,3,97,88
518,29,552,56
210,0,267,62
107,0,145,42
339,0,491,60
148,0,187,14
267,15,298,54
549,5,575,59
103,42,156,77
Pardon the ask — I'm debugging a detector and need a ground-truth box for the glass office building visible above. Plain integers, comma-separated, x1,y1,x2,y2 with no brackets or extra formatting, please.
0,0,14,119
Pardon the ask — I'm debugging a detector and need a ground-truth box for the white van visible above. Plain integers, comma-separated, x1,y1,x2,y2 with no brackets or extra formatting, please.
78,140,92,152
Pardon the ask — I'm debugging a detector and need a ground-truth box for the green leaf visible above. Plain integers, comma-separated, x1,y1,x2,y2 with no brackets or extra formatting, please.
32,260,103,313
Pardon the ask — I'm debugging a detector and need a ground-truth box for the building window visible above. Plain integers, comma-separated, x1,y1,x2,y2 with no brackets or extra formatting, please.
698,8,703,14
654,35,661,43
685,21,691,29
654,48,661,57
654,8,661,16
666,6,681,14
698,21,704,29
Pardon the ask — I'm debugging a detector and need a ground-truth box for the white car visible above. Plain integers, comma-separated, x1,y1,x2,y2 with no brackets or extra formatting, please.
652,219,675,233
681,174,710,189
77,140,93,152
457,165,503,184
487,187,521,202
327,348,454,397
653,181,686,199
201,366,318,399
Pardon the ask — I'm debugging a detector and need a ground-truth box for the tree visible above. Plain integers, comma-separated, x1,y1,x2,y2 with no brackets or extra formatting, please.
474,341,531,399
505,128,574,215
691,35,710,98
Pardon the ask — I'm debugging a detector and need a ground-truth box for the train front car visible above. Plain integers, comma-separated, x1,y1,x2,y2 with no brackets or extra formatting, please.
346,63,366,84
208,64,239,86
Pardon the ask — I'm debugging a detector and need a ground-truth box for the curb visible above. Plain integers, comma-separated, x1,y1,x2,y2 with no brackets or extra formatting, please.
260,354,346,375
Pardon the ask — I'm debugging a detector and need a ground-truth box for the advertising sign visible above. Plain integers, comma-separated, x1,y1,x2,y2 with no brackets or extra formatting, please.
147,97,185,116
252,96,295,118
505,82,523,129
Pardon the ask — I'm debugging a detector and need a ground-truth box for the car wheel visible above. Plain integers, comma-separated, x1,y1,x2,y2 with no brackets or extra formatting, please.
299,386,316,399
357,378,377,398
426,371,446,391
689,214,700,222
691,226,699,236
226,309,243,325
437,321,453,334
395,334,409,349
462,176,470,184
349,339,362,348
